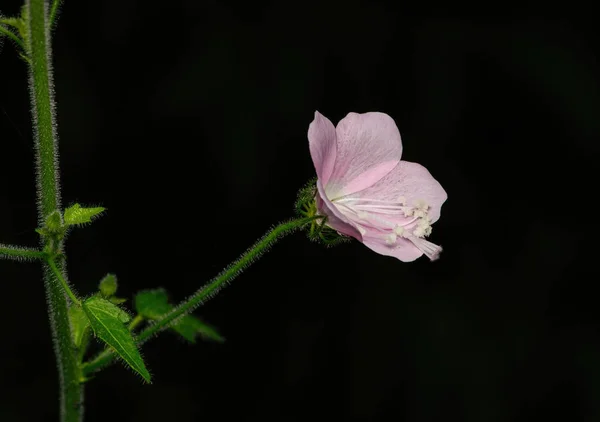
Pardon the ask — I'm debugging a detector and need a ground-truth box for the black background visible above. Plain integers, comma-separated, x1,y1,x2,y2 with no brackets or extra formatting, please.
1,2,599,421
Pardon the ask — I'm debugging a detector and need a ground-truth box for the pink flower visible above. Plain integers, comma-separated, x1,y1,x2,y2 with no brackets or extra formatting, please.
308,111,447,262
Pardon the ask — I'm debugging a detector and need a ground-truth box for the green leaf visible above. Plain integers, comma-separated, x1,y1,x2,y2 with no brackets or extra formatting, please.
109,297,127,305
64,203,105,226
35,227,48,236
83,296,150,382
134,289,171,319
135,289,224,343
99,273,118,297
68,305,90,348
173,316,225,343
45,210,63,233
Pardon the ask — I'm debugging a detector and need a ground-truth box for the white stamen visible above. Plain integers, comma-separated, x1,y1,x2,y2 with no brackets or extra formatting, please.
402,207,414,217
397,196,406,205
413,217,433,238
393,225,405,236
413,225,427,238
406,236,442,261
335,197,402,205
385,233,397,245
334,197,435,242
414,199,428,210
353,204,406,211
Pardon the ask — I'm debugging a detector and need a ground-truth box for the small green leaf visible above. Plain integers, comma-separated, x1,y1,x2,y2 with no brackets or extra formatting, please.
109,297,127,305
35,228,48,236
64,203,105,226
68,305,90,348
83,296,150,382
99,273,118,297
174,316,225,343
45,210,63,233
135,289,171,319
135,289,224,343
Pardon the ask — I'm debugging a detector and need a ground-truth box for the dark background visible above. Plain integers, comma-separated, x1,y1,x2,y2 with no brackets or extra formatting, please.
1,2,599,421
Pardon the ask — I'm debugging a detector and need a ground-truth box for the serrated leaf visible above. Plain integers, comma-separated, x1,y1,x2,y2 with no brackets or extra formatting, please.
82,296,150,382
99,273,118,297
68,305,90,348
135,289,171,319
135,289,224,343
64,203,105,226
173,316,225,343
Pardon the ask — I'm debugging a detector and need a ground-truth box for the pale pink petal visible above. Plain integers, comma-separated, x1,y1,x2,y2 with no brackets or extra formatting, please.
327,112,402,197
308,111,337,186
351,160,447,223
316,180,363,240
362,236,424,262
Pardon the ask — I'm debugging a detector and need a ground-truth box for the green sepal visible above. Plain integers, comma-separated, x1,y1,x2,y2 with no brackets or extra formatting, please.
98,273,117,297
82,296,150,383
294,177,318,217
294,180,348,246
63,203,105,227
135,289,225,343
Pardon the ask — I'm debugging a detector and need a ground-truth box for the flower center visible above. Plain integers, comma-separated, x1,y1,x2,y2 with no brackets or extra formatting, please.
332,195,442,260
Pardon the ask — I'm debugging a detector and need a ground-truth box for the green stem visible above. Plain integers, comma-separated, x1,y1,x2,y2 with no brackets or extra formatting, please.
82,216,316,376
128,315,144,331
27,0,61,220
0,244,45,261
49,0,63,29
47,257,80,305
26,0,82,421
0,25,26,51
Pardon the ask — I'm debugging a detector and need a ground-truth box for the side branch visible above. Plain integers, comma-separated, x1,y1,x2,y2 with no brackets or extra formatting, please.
0,244,45,261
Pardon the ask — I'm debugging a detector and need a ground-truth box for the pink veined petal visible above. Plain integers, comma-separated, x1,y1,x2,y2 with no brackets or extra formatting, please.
316,180,363,241
308,111,337,186
332,160,399,199
351,160,447,223
361,235,424,262
326,112,402,197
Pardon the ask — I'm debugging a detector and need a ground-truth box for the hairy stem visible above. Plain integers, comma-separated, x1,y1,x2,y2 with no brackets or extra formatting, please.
128,315,144,331
0,244,45,261
82,216,317,376
0,25,26,51
26,0,82,421
49,0,63,29
47,257,81,305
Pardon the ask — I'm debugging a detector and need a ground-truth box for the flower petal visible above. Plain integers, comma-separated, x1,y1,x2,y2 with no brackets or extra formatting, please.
362,236,424,262
327,112,402,198
352,160,447,223
308,111,337,186
316,180,363,240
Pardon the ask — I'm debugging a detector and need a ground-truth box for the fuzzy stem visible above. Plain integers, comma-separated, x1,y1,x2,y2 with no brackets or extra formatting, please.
82,216,317,376
47,256,81,305
128,315,144,331
26,0,83,421
0,25,26,51
0,244,45,261
49,0,62,29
